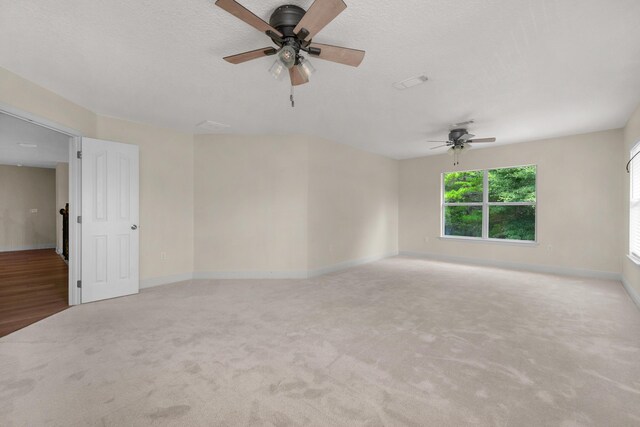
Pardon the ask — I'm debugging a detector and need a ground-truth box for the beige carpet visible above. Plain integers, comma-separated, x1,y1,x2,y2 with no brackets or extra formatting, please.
1,257,639,426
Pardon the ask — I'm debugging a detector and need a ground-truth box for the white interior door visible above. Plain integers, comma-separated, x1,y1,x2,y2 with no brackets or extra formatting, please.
81,137,139,303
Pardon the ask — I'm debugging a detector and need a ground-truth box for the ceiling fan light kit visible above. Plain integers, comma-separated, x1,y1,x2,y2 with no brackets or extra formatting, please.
299,57,316,78
215,0,365,107
268,59,286,80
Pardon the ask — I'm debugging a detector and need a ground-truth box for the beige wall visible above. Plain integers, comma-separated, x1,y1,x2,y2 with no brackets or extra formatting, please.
3,66,634,286
307,136,398,271
194,135,309,274
96,116,194,282
0,68,96,137
400,129,624,275
193,134,399,276
0,165,56,251
1,67,195,282
622,104,640,301
55,162,69,254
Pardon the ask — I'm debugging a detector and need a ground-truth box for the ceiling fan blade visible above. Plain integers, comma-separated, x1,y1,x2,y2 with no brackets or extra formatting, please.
430,145,448,150
294,0,347,41
308,43,365,67
427,140,449,143
215,0,283,37
468,138,496,143
223,47,277,64
289,65,309,86
458,133,475,142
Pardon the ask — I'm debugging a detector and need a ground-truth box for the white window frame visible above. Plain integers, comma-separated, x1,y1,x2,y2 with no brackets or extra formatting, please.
441,165,538,244
629,142,640,263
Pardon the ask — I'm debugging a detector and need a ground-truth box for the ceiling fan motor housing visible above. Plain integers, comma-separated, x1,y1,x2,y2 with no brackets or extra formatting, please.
269,5,305,38
448,128,468,143
269,5,311,66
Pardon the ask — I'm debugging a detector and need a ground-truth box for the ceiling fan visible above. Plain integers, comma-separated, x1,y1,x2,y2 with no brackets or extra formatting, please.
429,128,496,165
215,0,365,89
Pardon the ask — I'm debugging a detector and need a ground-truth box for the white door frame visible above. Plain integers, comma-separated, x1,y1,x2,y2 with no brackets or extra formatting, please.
0,103,83,305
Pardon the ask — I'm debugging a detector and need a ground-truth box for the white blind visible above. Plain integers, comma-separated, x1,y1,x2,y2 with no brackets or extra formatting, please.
630,143,640,258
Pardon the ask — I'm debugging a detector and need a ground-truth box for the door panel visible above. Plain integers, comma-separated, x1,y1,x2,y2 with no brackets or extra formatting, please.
82,138,139,303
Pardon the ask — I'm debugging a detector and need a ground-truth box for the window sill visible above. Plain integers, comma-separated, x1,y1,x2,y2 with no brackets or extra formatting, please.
627,254,640,266
439,236,539,247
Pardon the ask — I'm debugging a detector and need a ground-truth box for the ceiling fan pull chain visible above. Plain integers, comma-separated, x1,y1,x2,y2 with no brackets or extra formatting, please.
290,85,295,108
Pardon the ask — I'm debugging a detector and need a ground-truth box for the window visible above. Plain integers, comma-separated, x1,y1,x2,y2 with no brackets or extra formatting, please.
630,143,640,260
442,165,537,242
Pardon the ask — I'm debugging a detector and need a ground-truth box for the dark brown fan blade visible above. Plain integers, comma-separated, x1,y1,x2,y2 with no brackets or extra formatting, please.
309,43,365,67
223,47,277,64
468,138,496,143
289,65,309,86
215,0,283,37
294,0,347,41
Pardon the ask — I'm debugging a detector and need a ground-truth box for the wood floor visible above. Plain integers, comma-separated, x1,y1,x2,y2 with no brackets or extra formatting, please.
0,249,68,338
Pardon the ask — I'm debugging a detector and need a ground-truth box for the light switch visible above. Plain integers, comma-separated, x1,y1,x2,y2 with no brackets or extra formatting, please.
30,208,38,214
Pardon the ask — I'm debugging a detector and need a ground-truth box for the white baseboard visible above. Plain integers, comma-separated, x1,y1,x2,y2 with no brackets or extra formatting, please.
307,251,399,278
193,270,309,280
148,252,399,287
140,272,194,289
0,243,56,253
400,251,622,282
622,277,640,310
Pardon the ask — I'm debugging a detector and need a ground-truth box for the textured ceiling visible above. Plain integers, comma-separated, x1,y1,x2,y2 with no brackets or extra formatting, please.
0,113,69,168
1,0,639,159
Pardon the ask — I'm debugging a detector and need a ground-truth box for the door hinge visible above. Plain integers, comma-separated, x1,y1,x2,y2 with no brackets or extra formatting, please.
77,150,82,159
77,215,82,224
77,280,82,288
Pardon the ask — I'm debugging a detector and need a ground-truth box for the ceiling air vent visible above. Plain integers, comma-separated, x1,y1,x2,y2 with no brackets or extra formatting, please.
195,120,231,134
393,74,429,90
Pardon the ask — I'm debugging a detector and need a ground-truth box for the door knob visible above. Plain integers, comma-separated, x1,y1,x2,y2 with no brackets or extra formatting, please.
131,224,138,230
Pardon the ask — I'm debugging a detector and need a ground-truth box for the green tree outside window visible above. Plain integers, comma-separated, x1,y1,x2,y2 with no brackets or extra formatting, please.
443,166,536,241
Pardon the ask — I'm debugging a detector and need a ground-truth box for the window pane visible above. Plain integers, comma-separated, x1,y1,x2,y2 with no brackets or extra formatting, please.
488,166,536,202
489,206,535,241
444,171,483,203
444,206,483,237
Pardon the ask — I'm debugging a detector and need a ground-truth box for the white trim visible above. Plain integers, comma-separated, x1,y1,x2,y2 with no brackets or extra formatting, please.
0,103,82,137
68,137,82,305
140,273,194,289
483,169,489,238
307,251,399,278
193,270,309,280
621,276,640,310
629,142,640,260
627,254,640,267
439,236,538,246
400,251,622,281
153,253,399,285
441,165,538,243
0,243,56,252
0,106,83,306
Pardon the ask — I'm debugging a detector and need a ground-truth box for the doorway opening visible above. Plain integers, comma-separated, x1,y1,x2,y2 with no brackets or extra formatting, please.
0,110,81,337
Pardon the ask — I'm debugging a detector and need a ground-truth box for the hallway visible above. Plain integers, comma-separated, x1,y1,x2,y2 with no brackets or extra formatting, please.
0,249,68,337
